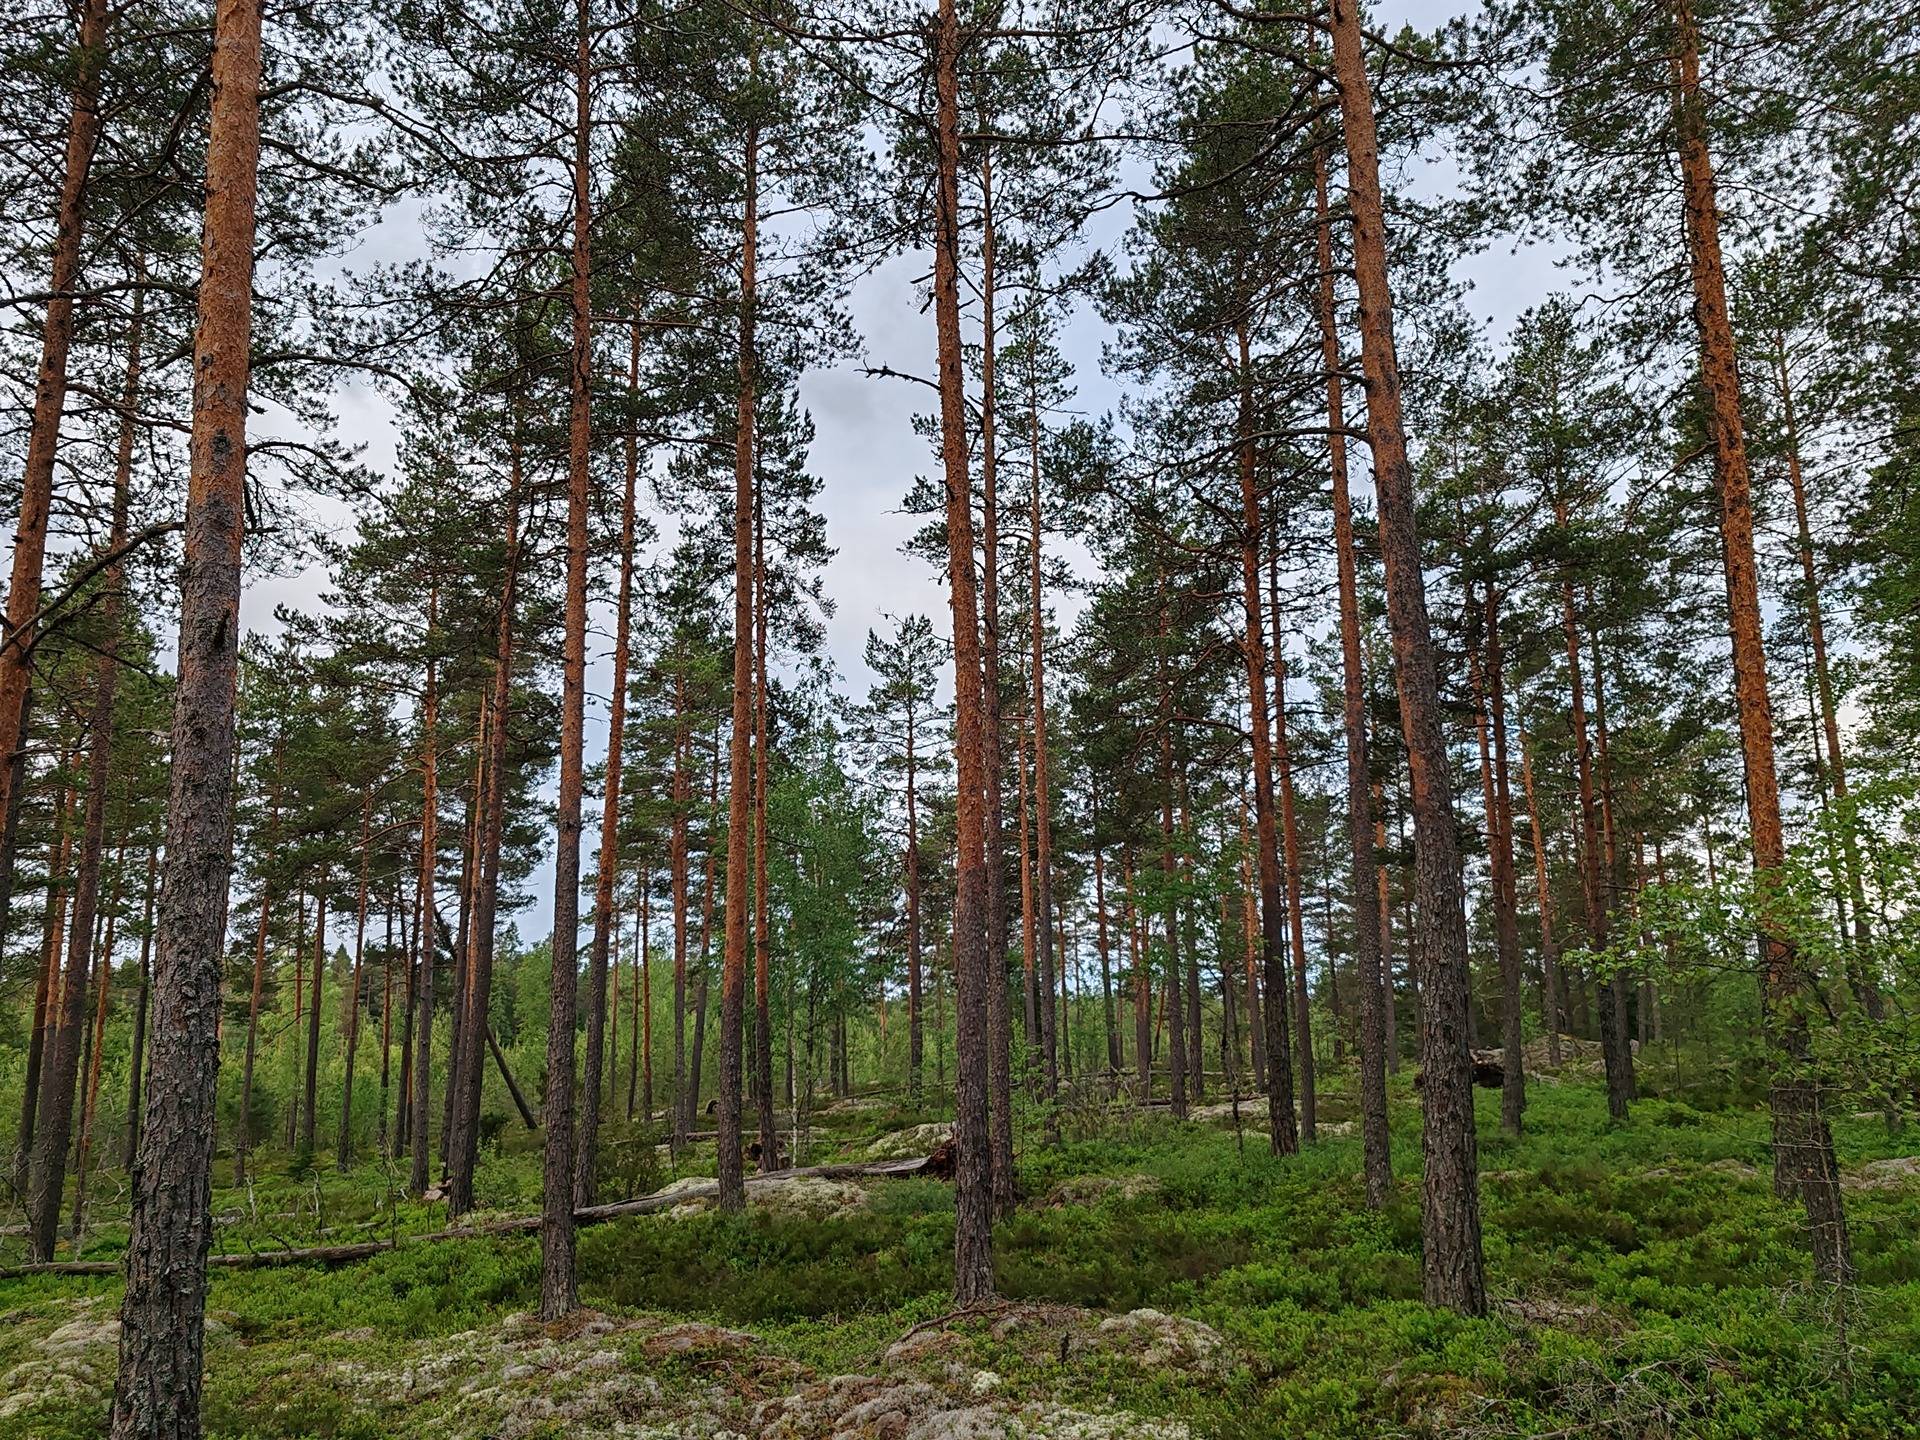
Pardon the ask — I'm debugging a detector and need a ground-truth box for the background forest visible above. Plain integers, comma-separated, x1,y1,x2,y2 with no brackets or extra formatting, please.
2,0,1919,1435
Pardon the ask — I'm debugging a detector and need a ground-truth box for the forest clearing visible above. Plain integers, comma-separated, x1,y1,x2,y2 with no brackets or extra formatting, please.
4,0,1920,1434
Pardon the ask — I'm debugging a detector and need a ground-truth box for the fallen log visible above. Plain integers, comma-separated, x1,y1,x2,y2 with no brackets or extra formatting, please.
0,1156,935,1279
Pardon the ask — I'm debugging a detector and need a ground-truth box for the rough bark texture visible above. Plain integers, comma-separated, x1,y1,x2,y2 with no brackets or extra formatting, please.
934,0,996,1305
1672,0,1850,1284
111,0,263,1425
1329,0,1486,1314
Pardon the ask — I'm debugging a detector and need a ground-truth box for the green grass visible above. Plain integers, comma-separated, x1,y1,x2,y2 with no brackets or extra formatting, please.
2,1074,1917,1438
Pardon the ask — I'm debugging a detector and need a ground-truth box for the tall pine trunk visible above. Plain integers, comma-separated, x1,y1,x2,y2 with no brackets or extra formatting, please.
1231,320,1296,1151
0,0,110,838
539,0,593,1316
27,297,137,1260
1316,142,1391,1202
717,111,759,1214
934,0,996,1304
1268,539,1313,1140
1672,0,1850,1282
408,590,440,1194
112,0,264,1421
577,320,643,1206
976,138,1017,1217
1329,0,1485,1314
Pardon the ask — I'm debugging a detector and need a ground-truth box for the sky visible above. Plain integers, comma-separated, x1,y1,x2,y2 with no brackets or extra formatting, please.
238,0,1571,942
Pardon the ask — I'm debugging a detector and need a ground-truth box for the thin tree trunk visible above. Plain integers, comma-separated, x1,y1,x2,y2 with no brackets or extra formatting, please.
1774,341,1876,1008
717,109,759,1214
753,442,779,1170
577,319,643,1207
0,0,111,838
977,132,1017,1219
1519,734,1564,1065
539,0,593,1315
1027,365,1058,1097
338,787,372,1170
906,701,924,1104
1329,0,1485,1313
124,845,157,1168
112,0,264,1419
1268,536,1313,1140
671,667,690,1148
70,846,120,1249
1556,537,1630,1118
448,439,523,1213
1673,0,1849,1282
1156,581,1189,1120
408,589,440,1197
301,892,326,1157
1316,139,1390,1200
1095,842,1117,1073
1470,583,1526,1133
935,0,996,1303
28,300,137,1259
15,781,71,1197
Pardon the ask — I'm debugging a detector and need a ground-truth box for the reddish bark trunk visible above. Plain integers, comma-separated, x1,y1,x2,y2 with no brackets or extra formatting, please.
934,0,996,1303
1673,0,1849,1282
112,0,265,1421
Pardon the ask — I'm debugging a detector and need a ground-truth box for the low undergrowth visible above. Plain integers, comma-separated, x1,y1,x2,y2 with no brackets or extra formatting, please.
1,1073,1916,1438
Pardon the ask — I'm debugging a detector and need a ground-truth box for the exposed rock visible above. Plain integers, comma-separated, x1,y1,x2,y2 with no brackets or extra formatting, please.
1094,1309,1230,1376
753,1175,872,1221
865,1122,954,1160
43,1317,120,1354
647,1322,761,1358
1844,1155,1920,1191
1036,1173,1161,1209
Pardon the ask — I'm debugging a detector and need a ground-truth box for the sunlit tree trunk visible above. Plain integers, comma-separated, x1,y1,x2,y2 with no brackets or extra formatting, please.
112,0,263,1420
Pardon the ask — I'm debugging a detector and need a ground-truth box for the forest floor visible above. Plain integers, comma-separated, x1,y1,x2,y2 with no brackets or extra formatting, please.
3,1053,1919,1438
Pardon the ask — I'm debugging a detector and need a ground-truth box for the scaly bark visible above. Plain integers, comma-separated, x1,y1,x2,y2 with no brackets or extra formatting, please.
112,0,265,1421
